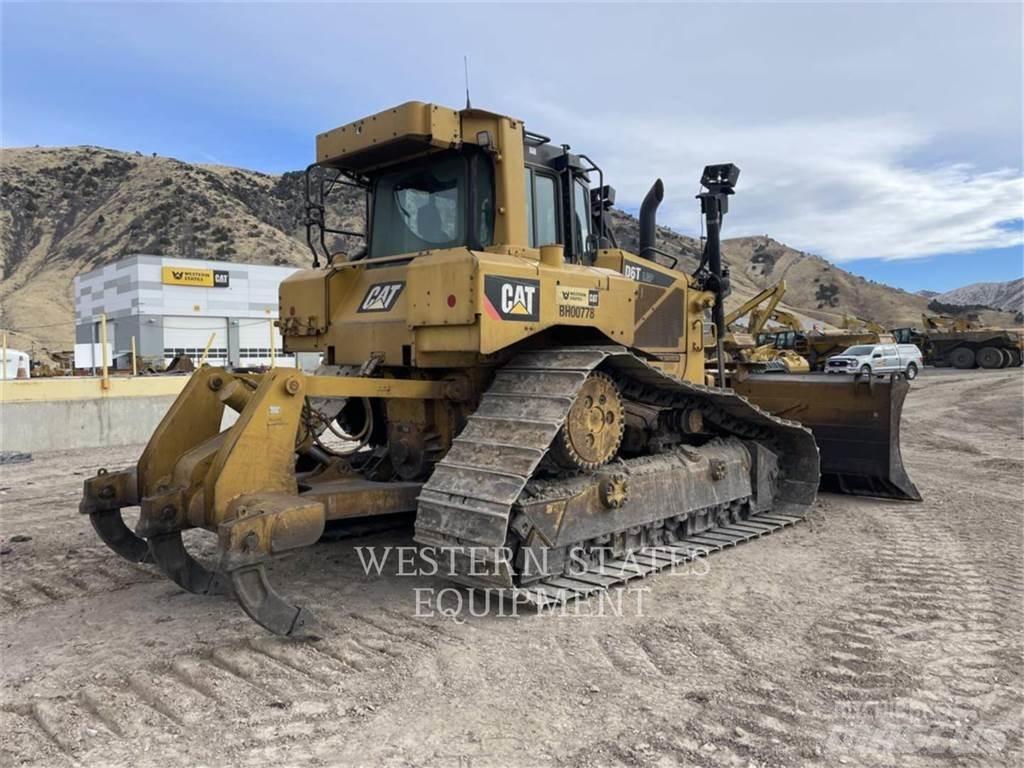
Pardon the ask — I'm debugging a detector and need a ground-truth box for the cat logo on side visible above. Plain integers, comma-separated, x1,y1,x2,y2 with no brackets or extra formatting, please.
358,282,405,313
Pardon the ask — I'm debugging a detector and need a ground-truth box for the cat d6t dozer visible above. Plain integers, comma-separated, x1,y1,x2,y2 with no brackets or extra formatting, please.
81,102,912,636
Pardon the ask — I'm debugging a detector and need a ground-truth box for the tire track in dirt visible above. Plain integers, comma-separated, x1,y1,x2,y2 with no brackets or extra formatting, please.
559,684,828,768
0,610,465,766
547,615,832,768
804,507,1022,766
0,555,163,617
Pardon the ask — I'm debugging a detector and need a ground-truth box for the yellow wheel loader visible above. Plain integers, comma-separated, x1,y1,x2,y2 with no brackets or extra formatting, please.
81,102,917,636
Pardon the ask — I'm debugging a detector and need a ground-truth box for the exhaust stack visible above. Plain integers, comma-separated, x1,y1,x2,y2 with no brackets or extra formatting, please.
697,164,740,388
638,179,664,258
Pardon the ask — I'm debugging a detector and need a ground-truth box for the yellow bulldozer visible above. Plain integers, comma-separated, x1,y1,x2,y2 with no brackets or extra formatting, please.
81,102,918,635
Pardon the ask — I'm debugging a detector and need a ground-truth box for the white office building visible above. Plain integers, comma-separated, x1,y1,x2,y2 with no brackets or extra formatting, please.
74,255,311,369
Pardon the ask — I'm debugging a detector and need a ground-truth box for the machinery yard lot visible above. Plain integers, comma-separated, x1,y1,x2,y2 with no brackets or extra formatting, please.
1,368,1021,768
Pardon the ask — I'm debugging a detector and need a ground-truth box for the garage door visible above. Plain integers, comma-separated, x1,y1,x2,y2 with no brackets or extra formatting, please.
162,316,228,366
236,318,294,368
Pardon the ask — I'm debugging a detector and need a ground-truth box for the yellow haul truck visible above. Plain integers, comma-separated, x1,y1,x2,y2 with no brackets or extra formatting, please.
892,314,1024,368
81,102,916,635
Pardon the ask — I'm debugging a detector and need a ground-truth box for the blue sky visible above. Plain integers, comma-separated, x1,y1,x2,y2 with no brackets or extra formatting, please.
2,2,1022,293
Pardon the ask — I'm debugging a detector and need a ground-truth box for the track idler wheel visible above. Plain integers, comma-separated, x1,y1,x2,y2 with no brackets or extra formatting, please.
229,564,314,637
149,532,230,595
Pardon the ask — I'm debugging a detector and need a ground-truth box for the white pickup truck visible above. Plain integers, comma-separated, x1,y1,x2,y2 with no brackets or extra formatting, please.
825,343,924,379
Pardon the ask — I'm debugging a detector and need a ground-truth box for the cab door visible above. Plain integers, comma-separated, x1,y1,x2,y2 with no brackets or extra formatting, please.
868,345,886,370
882,345,899,371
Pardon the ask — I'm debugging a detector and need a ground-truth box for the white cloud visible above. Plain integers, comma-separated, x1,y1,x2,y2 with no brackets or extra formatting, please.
528,102,1024,262
5,2,1021,267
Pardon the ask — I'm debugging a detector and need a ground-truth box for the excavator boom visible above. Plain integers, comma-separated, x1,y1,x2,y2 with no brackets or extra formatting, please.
726,280,788,334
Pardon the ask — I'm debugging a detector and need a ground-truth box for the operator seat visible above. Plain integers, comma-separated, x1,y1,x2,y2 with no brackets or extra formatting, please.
416,201,444,243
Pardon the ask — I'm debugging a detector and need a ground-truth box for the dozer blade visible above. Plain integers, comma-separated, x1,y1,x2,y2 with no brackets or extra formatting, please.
733,373,921,501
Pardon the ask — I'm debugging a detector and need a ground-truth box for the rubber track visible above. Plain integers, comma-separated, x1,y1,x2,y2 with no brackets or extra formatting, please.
414,346,818,598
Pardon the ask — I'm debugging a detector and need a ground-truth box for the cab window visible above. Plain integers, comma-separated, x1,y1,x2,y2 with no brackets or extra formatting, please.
525,169,559,248
368,149,494,258
473,154,495,248
573,180,592,262
370,152,466,257
524,173,534,247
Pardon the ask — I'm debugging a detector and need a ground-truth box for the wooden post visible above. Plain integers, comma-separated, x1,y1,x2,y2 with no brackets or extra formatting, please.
131,336,138,376
99,313,110,389
269,318,276,368
199,332,216,367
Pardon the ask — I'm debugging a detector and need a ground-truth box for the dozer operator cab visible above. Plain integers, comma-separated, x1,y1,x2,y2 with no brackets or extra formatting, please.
286,101,732,386
763,329,806,352
305,103,616,270
892,327,922,345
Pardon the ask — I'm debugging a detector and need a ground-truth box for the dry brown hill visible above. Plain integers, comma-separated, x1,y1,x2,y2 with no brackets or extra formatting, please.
608,212,1019,331
1,146,330,352
936,278,1024,314
2,146,1016,356
724,236,933,327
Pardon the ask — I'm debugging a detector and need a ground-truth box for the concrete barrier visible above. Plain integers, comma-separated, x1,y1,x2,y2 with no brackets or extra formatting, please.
0,375,189,403
1,375,240,453
0,376,191,453
1,395,182,452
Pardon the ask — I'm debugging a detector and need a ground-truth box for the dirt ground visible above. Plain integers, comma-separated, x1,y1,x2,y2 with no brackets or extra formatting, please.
1,368,1021,768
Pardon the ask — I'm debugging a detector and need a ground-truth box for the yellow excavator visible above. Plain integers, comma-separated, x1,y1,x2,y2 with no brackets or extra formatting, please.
840,313,888,336
722,281,811,374
80,102,919,635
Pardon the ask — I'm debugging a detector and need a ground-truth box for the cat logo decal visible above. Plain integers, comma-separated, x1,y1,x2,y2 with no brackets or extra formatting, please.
358,282,405,312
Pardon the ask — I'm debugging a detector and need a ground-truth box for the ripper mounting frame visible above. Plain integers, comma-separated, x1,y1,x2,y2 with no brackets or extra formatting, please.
80,367,467,635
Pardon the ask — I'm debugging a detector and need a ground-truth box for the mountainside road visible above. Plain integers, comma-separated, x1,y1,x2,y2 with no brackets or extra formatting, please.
1,368,1021,767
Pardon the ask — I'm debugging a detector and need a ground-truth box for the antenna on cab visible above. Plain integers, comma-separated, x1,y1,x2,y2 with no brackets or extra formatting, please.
464,55,472,109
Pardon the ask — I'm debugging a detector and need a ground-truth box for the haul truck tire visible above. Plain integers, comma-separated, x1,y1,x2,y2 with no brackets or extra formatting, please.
977,347,1004,370
950,347,976,369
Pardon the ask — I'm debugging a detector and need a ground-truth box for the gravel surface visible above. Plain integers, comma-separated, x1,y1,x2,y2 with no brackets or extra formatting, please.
1,368,1021,767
